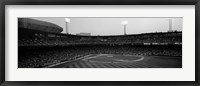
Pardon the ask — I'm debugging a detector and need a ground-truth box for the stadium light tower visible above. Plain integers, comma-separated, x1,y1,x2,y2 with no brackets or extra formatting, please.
167,19,173,32
121,21,128,35
65,18,70,34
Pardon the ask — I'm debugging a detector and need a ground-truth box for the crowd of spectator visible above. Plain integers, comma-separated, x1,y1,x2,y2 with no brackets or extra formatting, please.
18,28,182,46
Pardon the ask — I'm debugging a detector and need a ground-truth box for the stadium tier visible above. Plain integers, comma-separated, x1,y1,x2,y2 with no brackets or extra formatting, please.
18,28,182,46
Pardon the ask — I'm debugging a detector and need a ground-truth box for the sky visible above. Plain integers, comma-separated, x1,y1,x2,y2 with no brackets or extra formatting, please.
30,17,182,36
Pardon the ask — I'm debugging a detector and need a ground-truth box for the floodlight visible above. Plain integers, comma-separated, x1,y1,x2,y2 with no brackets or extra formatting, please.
121,21,128,35
65,18,70,22
166,19,172,32
121,21,128,25
65,18,70,34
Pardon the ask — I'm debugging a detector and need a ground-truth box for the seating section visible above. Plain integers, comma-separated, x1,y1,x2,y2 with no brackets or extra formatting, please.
18,28,182,46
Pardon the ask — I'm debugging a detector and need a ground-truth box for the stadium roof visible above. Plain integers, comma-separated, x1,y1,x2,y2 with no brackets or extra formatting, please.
18,18,63,33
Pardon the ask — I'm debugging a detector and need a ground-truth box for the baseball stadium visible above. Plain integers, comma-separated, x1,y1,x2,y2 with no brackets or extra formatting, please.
18,18,182,68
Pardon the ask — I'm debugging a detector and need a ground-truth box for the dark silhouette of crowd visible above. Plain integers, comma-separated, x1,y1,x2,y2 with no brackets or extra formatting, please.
18,28,182,46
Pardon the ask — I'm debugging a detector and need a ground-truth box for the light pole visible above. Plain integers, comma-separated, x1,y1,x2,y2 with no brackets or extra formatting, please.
121,21,128,35
167,19,172,32
65,18,70,34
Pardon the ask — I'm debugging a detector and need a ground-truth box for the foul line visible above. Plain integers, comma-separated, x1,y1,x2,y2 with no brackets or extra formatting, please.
46,54,94,68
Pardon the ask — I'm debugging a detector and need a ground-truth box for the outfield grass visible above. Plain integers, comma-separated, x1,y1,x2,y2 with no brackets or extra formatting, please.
51,54,182,68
